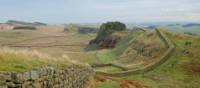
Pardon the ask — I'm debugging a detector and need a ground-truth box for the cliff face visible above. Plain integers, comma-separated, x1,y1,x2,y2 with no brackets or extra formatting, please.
89,35,121,49
0,65,95,88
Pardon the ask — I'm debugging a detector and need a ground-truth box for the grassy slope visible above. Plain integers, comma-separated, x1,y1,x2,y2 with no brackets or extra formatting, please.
122,30,200,88
96,31,144,64
95,30,200,88
96,30,167,73
0,47,75,72
94,31,143,73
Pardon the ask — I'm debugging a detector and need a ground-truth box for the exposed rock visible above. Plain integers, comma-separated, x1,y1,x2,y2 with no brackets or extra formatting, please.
23,72,31,81
0,72,11,81
0,85,7,88
30,71,39,80
89,35,120,49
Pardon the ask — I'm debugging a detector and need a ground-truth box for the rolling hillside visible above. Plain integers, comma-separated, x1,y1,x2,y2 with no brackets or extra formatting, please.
93,29,200,88
0,25,199,88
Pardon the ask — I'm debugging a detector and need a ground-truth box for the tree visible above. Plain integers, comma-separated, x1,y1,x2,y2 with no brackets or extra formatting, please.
96,21,126,40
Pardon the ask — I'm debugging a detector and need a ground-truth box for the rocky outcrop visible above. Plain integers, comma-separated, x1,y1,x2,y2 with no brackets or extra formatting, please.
89,35,120,49
0,65,95,88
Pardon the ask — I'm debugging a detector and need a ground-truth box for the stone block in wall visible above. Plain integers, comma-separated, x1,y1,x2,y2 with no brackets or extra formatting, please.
30,71,39,80
23,72,31,81
0,72,11,81
0,81,6,86
0,85,7,88
6,82,16,87
11,73,24,83
32,80,41,88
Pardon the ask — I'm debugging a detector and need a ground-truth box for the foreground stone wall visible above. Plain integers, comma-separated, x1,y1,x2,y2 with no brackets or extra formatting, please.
0,65,95,88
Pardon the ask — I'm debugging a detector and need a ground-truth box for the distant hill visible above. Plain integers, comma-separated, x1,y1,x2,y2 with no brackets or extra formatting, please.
146,25,156,29
6,20,47,26
182,23,200,27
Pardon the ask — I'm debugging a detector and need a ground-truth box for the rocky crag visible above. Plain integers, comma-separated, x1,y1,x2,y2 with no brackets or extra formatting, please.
89,35,121,49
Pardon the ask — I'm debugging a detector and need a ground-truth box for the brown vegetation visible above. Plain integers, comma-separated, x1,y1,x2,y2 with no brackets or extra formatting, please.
90,35,121,49
181,60,200,76
120,80,150,88
95,75,150,88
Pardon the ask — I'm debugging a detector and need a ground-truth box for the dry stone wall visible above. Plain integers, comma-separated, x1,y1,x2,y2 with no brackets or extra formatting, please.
94,29,175,77
0,65,95,88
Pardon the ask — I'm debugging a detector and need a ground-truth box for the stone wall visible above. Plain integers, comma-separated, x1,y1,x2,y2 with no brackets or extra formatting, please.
0,65,95,88
94,29,175,77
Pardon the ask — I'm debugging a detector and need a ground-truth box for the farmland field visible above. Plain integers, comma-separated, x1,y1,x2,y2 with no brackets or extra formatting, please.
0,25,98,64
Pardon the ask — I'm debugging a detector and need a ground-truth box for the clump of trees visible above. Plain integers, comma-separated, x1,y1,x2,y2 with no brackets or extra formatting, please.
89,21,126,49
96,21,126,40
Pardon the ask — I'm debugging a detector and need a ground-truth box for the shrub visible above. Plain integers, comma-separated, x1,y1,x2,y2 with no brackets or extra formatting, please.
78,27,98,34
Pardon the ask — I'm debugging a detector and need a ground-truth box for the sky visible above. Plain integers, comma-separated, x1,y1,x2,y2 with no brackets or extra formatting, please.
0,0,200,24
